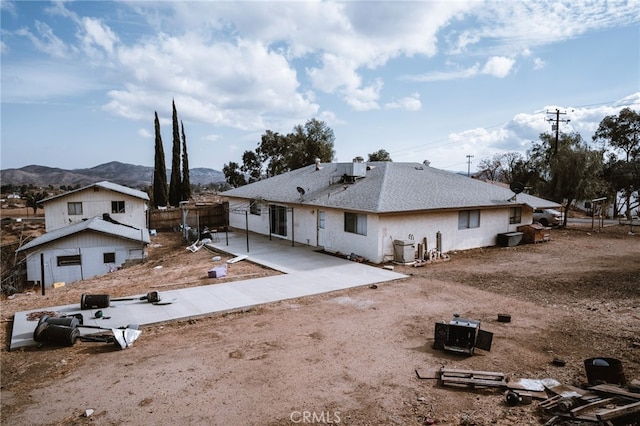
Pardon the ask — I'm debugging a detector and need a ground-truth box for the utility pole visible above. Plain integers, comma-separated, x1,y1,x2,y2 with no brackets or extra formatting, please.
546,109,570,154
466,154,474,177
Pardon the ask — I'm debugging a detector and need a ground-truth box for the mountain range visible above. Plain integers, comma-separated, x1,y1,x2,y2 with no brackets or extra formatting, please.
0,161,226,189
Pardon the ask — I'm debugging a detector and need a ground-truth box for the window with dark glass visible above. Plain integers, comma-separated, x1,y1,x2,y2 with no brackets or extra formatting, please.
111,201,125,214
344,212,367,235
57,255,81,266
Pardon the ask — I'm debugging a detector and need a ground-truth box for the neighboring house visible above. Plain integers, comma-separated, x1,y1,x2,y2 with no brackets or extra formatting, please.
221,160,561,264
16,216,150,288
40,181,150,232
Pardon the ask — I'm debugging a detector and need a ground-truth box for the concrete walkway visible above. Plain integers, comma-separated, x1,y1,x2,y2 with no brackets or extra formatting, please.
10,231,406,350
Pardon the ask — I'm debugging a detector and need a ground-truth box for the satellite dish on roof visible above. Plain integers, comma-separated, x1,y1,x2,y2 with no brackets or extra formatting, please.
510,182,525,194
296,187,305,199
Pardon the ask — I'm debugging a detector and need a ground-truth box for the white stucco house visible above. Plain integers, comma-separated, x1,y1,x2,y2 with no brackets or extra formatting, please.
221,160,561,264
16,216,150,288
40,181,150,232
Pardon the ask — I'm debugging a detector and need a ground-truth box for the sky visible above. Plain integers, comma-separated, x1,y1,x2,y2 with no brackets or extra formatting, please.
1,1,639,175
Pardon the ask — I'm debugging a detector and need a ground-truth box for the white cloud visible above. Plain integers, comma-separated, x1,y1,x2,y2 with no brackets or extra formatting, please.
137,128,152,138
407,63,481,82
17,21,70,58
481,56,515,78
79,17,119,57
385,93,421,111
533,57,545,70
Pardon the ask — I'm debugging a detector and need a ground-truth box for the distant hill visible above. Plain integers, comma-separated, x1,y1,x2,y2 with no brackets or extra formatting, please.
0,161,226,189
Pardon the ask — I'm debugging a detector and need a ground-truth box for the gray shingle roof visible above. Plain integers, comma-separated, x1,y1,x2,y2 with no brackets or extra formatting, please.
17,216,150,252
40,181,150,203
222,162,561,213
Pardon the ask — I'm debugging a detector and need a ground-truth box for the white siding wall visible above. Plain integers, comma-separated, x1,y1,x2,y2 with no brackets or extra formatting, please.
44,188,147,231
227,197,534,264
24,233,146,287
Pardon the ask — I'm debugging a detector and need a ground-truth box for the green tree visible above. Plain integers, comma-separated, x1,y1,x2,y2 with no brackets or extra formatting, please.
222,161,246,188
477,152,524,183
25,191,48,215
168,100,182,207
527,132,606,227
152,111,168,208
241,150,262,183
255,130,290,177
593,107,640,219
286,118,336,170
256,119,336,177
367,149,392,162
180,120,191,202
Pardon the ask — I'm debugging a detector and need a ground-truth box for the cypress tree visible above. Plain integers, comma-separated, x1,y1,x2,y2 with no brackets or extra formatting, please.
181,120,192,201
152,111,168,208
168,99,182,207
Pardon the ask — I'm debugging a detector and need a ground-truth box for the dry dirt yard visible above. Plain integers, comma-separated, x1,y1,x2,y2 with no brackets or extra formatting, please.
1,223,639,425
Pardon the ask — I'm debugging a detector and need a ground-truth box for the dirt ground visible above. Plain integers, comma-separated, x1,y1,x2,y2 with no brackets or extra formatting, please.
1,217,639,425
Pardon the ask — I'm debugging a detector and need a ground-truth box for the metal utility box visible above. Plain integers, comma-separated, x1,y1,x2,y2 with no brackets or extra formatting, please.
497,232,523,247
433,314,493,355
393,239,415,264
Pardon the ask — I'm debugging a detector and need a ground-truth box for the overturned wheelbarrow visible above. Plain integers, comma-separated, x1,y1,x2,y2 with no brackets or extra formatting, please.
80,291,161,309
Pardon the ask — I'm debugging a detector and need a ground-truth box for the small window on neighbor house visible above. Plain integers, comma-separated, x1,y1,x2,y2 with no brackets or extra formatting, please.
67,202,83,215
458,210,480,229
103,252,116,263
57,255,81,266
344,212,367,235
249,199,261,215
111,201,125,214
509,207,522,224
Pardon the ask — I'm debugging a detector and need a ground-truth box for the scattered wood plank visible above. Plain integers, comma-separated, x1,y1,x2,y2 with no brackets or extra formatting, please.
589,384,640,400
227,255,249,264
439,368,507,389
569,397,615,417
415,367,438,380
596,400,640,421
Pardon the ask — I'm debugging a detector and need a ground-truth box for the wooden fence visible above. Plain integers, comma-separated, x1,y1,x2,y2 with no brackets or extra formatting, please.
148,202,228,232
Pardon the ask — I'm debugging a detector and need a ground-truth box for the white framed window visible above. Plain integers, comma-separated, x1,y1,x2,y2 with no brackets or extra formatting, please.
67,202,83,215
509,207,522,224
250,199,261,215
344,212,367,235
458,210,480,229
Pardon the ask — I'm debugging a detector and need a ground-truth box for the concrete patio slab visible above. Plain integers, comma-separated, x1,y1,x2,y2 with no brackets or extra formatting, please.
10,230,406,350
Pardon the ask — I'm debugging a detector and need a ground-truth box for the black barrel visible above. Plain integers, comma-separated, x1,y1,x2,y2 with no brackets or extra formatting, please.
35,324,80,346
45,316,80,328
80,294,110,310
584,357,626,385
